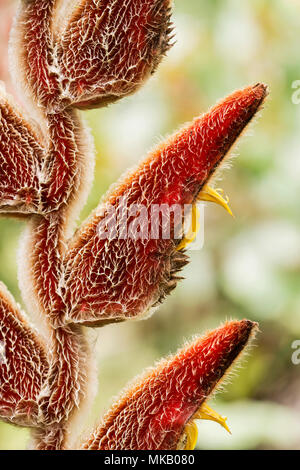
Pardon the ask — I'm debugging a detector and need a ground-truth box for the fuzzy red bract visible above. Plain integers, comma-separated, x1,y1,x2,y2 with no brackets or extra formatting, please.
56,0,173,109
0,283,48,427
12,0,173,111
12,0,59,110
83,320,257,450
62,84,267,327
0,86,44,215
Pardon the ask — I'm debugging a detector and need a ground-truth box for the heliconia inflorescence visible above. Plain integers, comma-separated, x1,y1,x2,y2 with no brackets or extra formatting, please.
0,0,267,450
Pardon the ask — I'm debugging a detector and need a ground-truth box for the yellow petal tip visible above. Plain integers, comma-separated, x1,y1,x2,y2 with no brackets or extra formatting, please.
176,203,200,251
197,185,234,218
180,402,231,450
176,185,234,252
194,402,232,435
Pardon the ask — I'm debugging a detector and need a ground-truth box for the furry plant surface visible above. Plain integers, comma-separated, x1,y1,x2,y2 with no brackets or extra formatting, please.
0,0,267,450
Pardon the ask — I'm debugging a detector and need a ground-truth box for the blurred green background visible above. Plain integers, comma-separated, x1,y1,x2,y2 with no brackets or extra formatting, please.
1,0,300,450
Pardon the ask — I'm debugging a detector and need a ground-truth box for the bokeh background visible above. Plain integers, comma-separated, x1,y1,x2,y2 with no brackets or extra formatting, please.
1,0,300,450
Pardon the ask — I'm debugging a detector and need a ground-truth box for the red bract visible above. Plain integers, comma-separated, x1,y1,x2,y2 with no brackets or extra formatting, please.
0,0,267,450
11,0,59,111
0,282,49,427
56,0,174,109
12,0,173,111
62,84,267,327
0,86,44,215
83,320,257,450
